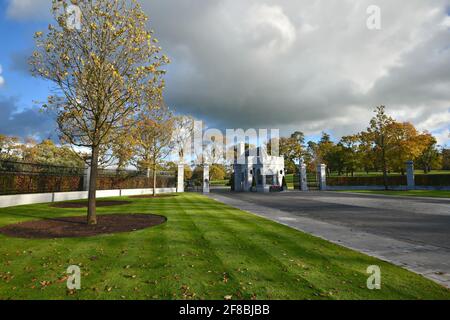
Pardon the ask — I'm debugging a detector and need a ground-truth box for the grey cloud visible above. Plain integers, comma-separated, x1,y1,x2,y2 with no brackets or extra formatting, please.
0,96,56,140
7,0,450,145
9,50,32,75
139,0,450,141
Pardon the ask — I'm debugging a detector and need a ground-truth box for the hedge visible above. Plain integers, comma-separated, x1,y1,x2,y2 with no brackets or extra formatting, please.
415,174,450,187
0,173,176,195
327,174,450,187
327,176,406,186
0,173,84,195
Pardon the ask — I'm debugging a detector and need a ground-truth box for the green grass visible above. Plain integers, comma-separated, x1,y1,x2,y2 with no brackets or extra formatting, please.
339,190,450,199
210,180,229,186
0,194,448,300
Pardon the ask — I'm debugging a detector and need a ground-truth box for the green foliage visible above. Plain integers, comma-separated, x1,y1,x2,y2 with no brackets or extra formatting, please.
210,164,226,181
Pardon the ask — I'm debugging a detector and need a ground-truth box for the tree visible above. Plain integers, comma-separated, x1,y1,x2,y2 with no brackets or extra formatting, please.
357,131,377,174
364,106,396,189
416,134,442,173
110,119,136,170
172,116,194,163
22,139,84,167
30,0,169,224
340,135,361,176
191,165,204,186
0,135,22,161
442,149,450,170
306,132,336,175
386,122,428,174
132,103,175,196
210,164,226,181
268,131,305,174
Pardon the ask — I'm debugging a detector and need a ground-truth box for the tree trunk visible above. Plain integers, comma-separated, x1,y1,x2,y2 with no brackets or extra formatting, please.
153,163,157,197
381,138,388,191
87,145,99,225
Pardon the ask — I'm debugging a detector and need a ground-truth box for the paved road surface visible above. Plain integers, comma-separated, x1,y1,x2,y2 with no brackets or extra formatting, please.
208,190,450,287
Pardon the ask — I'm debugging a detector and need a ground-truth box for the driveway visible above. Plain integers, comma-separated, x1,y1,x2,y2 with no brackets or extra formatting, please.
208,190,450,287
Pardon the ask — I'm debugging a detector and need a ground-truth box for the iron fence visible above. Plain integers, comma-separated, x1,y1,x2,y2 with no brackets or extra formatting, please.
0,160,177,195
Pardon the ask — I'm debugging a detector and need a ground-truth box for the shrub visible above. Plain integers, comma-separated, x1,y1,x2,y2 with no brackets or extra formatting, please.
415,174,450,186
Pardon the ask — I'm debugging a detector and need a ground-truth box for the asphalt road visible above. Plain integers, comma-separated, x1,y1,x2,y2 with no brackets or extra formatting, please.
209,189,450,286
213,190,450,249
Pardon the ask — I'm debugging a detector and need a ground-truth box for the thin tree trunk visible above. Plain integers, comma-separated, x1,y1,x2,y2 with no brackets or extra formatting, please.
153,163,157,197
87,145,99,225
381,136,388,191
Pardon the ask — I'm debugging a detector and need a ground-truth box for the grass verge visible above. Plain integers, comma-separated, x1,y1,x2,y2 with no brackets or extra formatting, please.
0,193,448,300
338,190,450,199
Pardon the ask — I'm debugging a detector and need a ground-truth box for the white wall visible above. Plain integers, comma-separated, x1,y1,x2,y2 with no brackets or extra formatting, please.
0,188,177,209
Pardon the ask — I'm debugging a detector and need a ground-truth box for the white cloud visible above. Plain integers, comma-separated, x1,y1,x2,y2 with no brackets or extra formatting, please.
0,64,5,86
6,0,50,21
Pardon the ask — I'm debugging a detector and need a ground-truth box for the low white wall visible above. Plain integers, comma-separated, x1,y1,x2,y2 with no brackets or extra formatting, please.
326,185,450,191
0,188,177,209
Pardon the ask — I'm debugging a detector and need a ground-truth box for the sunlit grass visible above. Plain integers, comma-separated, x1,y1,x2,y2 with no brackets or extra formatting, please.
0,193,448,300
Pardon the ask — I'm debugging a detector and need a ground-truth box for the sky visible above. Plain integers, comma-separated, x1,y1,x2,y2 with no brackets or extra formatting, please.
0,0,449,145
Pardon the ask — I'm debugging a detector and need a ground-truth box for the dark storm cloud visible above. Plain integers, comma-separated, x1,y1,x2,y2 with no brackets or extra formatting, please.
0,96,56,140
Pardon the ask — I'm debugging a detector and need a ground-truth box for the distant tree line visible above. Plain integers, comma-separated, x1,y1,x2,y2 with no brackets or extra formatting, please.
0,135,84,167
270,106,448,179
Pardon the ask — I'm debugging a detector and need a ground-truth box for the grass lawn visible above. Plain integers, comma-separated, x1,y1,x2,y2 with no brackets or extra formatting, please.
210,180,229,186
0,193,449,300
339,190,450,199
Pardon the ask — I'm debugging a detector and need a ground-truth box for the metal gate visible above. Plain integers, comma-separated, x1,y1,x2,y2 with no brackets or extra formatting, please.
307,170,319,190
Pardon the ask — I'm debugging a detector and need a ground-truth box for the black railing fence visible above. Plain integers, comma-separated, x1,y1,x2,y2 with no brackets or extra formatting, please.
0,160,177,195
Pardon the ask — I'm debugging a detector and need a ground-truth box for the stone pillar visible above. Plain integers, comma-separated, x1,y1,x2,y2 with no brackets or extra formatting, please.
299,162,308,191
318,164,327,191
245,167,253,192
177,164,184,193
203,164,210,194
83,163,91,191
406,161,415,190
233,165,241,192
236,142,246,165
262,175,268,193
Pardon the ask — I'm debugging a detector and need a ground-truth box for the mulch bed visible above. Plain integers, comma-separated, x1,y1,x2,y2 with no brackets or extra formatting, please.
129,194,178,199
51,200,132,208
0,214,166,239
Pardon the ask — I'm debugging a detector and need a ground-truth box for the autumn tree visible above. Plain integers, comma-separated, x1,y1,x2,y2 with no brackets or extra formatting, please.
416,134,442,173
210,164,227,181
339,135,361,176
268,131,305,173
110,121,136,171
22,139,84,167
30,0,169,224
386,122,428,174
0,135,22,161
442,149,450,170
358,131,377,174
363,106,396,189
132,103,175,197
